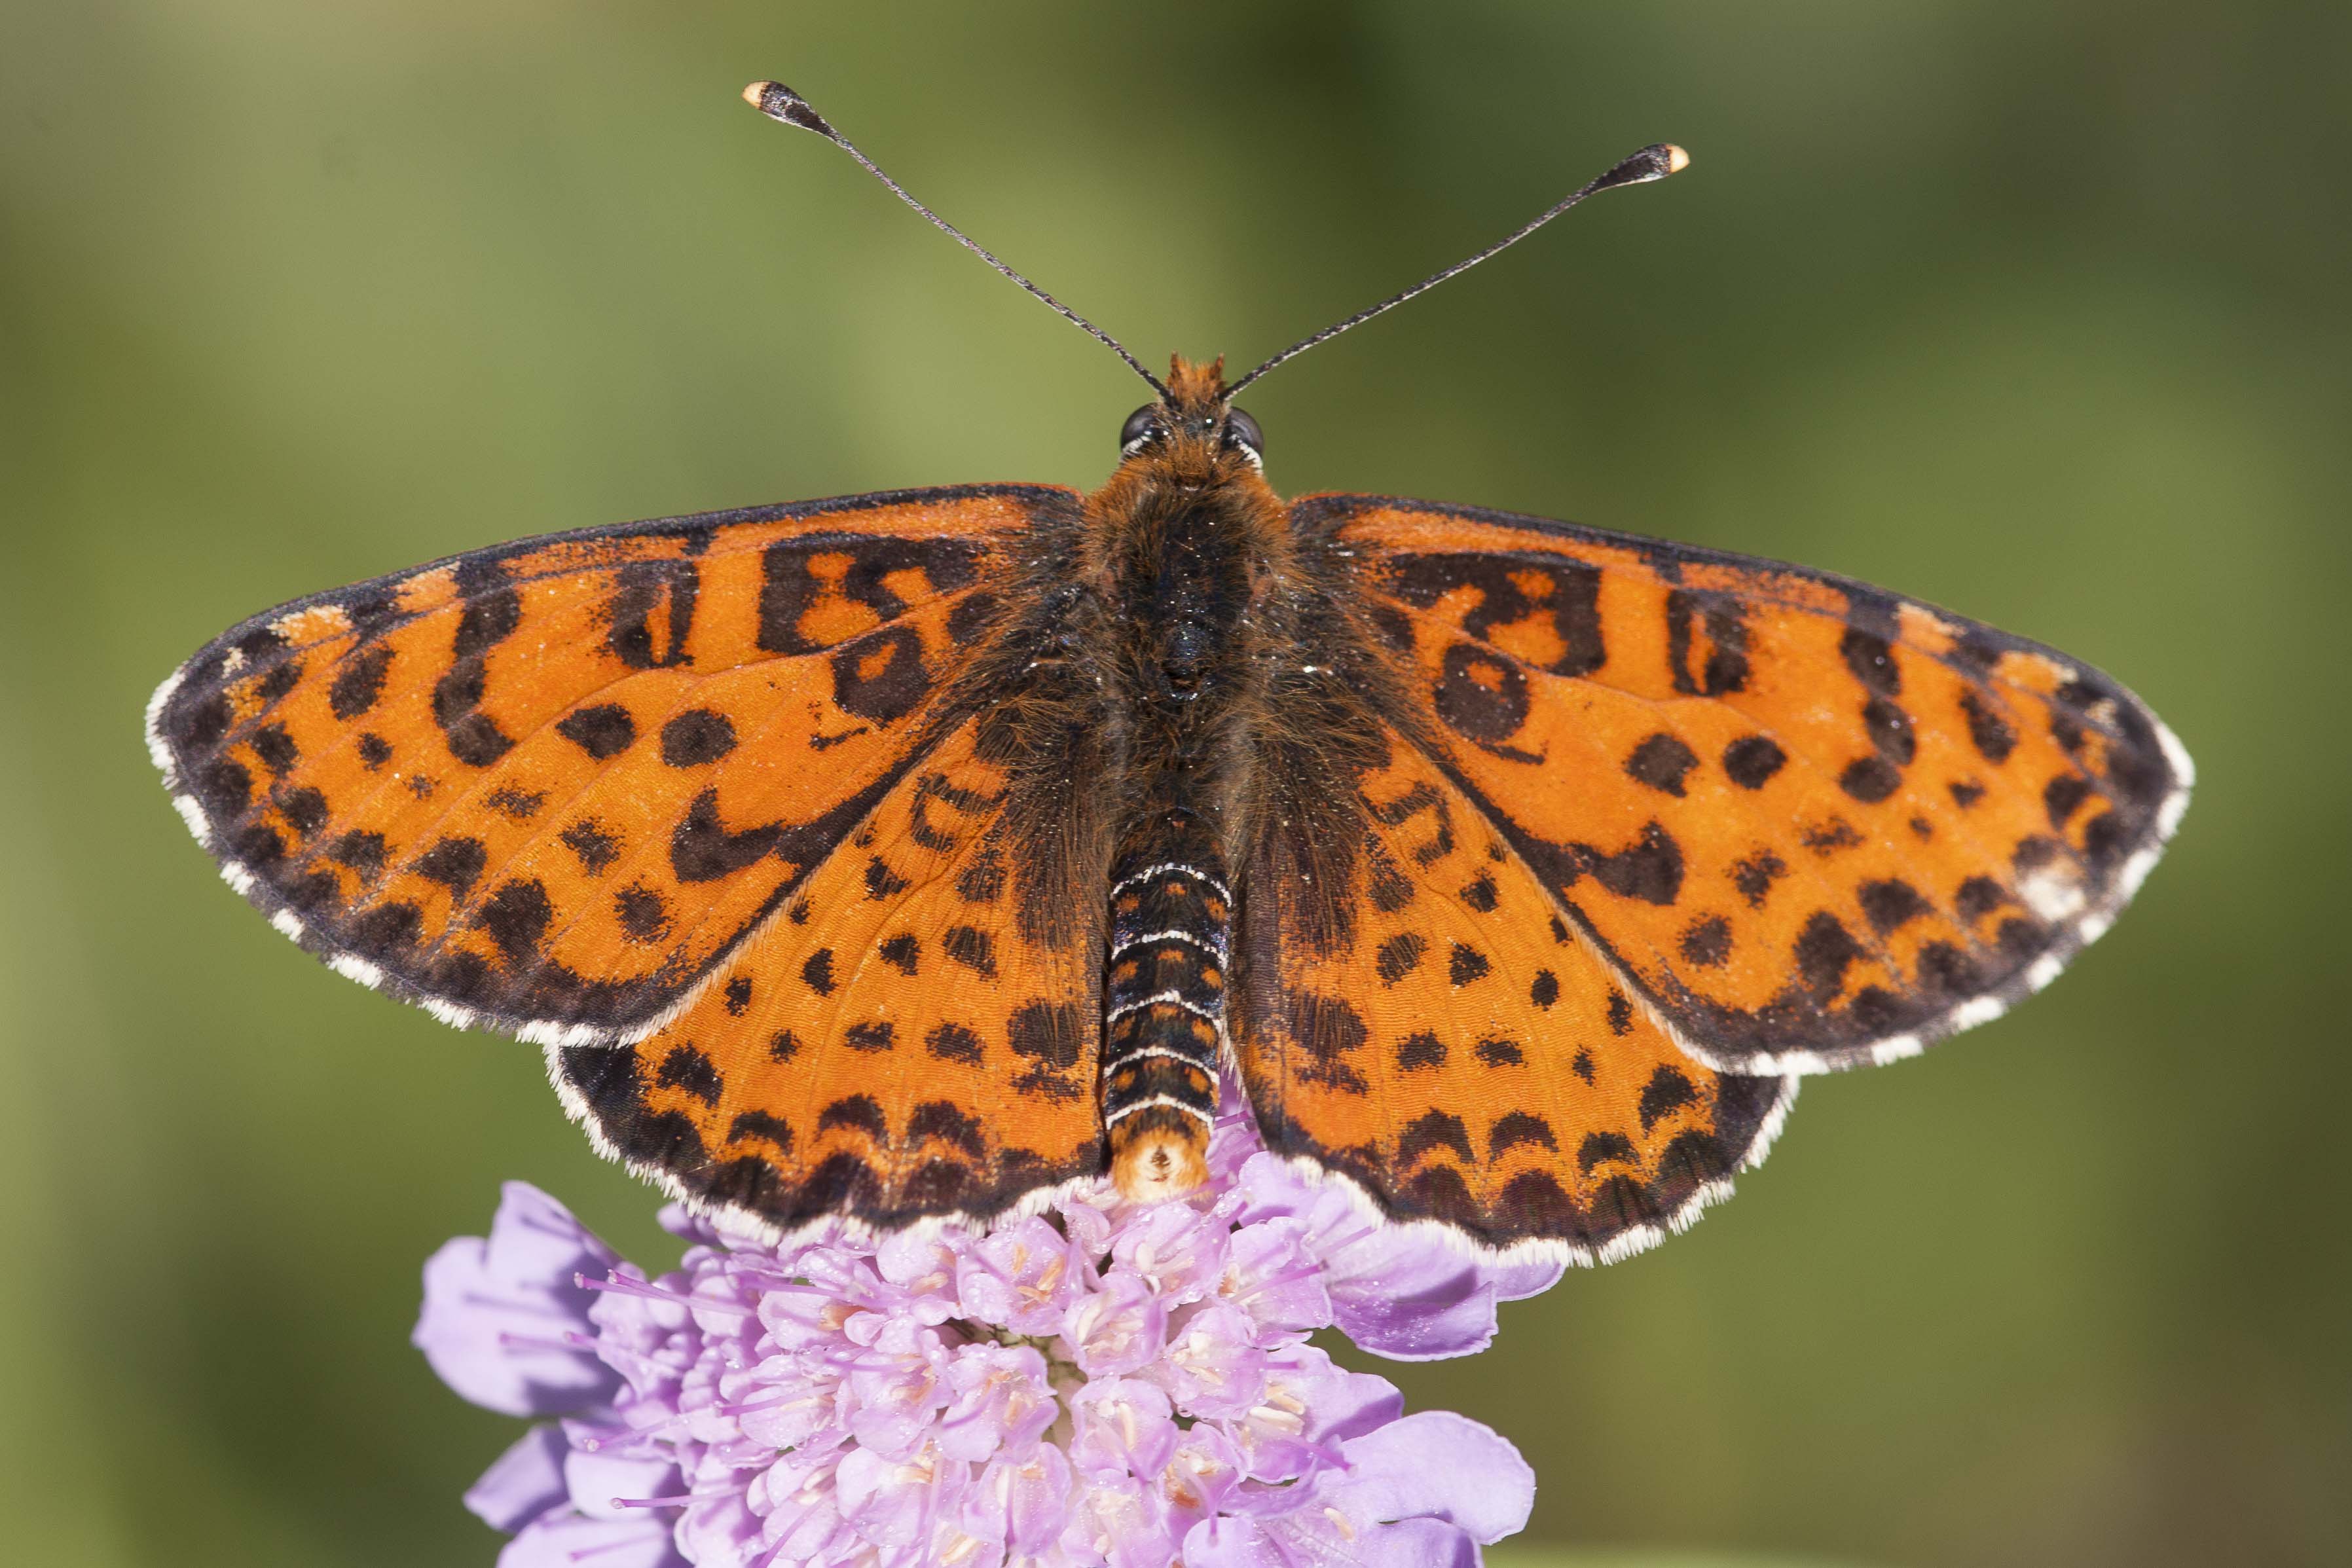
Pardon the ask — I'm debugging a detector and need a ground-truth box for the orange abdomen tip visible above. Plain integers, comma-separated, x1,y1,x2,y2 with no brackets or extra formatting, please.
1109,1116,1209,1203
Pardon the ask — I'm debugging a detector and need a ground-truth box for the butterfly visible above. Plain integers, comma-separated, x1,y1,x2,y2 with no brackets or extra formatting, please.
147,82,2190,1265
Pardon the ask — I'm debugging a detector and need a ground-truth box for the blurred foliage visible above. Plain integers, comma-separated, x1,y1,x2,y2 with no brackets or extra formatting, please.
3,2,2347,1564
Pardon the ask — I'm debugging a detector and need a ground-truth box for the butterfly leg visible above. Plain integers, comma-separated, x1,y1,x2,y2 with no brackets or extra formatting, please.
1102,806,1228,1199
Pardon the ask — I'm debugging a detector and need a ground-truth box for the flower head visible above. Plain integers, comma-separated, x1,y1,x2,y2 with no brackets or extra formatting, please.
417,1101,1553,1567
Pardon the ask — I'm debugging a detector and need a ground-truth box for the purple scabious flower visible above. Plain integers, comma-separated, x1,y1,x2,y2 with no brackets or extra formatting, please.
417,1102,1556,1568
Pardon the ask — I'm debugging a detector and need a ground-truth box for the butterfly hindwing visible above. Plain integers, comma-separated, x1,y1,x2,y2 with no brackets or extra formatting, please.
1236,733,1793,1260
149,485,1078,1044
554,714,1107,1234
1306,493,2192,1075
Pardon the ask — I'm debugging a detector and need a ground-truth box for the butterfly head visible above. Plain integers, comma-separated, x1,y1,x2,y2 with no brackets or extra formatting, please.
1118,356,1266,481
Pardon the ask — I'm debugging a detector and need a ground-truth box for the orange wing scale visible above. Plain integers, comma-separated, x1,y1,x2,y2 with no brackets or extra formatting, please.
1308,494,2192,1075
1238,735,1792,1261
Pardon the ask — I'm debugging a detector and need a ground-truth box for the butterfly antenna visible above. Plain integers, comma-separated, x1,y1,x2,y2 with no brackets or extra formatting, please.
1225,143,1689,398
745,82,1169,398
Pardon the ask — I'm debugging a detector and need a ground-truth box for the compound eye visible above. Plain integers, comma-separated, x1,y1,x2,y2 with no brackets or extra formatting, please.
1221,406,1265,465
1119,405,1164,456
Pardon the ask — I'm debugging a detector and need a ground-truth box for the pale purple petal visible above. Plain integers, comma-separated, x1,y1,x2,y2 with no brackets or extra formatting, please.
1228,1346,1401,1482
1110,1202,1227,1307
1219,1216,1332,1334
563,1443,680,1520
957,1216,1085,1336
464,1423,570,1532
938,1343,1056,1462
837,1441,966,1548
415,1182,621,1417
1327,1412,1534,1543
496,1508,682,1568
1069,1376,1177,1479
1060,1471,1165,1568
1150,1303,1266,1419
1063,1272,1167,1377
1350,1518,1480,1568
1152,1423,1246,1541
963,1442,1074,1552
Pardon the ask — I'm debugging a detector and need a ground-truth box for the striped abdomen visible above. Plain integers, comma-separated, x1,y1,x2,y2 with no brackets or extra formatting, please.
1102,809,1227,1200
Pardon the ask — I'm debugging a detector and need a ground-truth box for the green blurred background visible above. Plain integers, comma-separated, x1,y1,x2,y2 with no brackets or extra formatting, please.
5,3,2347,1564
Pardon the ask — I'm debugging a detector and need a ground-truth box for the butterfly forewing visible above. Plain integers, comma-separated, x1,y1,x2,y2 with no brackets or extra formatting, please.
1310,493,2192,1076
149,485,1078,1043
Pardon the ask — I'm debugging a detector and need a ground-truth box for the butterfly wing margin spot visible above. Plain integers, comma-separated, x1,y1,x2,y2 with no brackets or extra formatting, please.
1308,492,2193,1076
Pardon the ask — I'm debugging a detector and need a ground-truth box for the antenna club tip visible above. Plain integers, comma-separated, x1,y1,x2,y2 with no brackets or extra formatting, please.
1664,144,1691,174
742,80,834,137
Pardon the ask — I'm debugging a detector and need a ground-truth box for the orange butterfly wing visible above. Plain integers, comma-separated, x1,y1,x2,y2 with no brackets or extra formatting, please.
147,485,1075,1048
1306,494,2192,1076
553,712,1106,1233
1235,734,1794,1262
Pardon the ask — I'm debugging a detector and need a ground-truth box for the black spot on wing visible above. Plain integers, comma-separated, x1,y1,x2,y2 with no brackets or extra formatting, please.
1008,1001,1082,1070
1397,1031,1445,1071
727,1110,792,1151
1475,1034,1523,1067
942,925,997,977
1959,689,2016,763
656,1044,722,1107
1578,1131,1636,1173
1840,624,1900,695
1732,848,1786,909
1433,644,1533,750
2045,773,2095,830
329,644,393,720
1488,1112,1556,1158
1679,915,1732,967
473,879,553,964
414,836,487,895
560,819,621,876
1625,733,1699,797
249,723,298,775
614,884,671,943
909,1101,986,1158
927,1021,983,1064
1399,1110,1474,1167
557,704,636,759
1858,878,1930,935
818,1095,888,1140
1793,911,1864,999
659,708,737,767
1291,993,1369,1093
1375,932,1426,984
1638,1065,1698,1131
1666,589,1750,695
1721,735,1785,789
1839,756,1903,803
